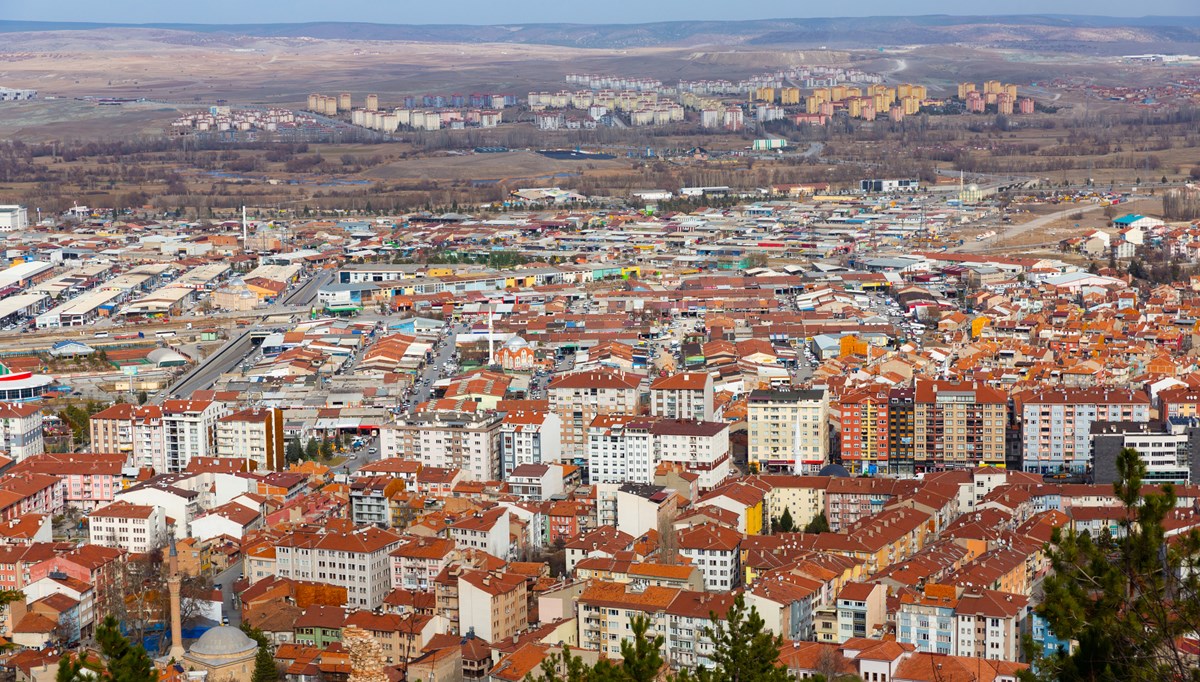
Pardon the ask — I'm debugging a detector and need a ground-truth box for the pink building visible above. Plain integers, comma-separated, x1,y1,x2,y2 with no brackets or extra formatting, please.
9,453,127,512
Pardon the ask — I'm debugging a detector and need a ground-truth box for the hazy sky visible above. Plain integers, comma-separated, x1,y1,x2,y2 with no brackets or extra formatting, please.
4,0,1197,25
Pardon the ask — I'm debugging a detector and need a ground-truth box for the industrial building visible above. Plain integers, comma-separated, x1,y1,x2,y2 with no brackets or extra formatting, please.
0,205,28,232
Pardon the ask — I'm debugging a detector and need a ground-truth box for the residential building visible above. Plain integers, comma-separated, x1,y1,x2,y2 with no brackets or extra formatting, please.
382,411,502,482
215,408,285,472
913,380,1007,472
87,501,167,554
1091,418,1200,485
499,410,562,479
1021,388,1150,474
747,389,830,474
677,522,742,591
448,507,511,559
88,404,166,472
457,570,527,643
0,403,43,462
162,400,228,473
274,522,404,608
650,372,714,421
838,388,890,475
835,582,887,642
651,420,731,492
548,368,642,474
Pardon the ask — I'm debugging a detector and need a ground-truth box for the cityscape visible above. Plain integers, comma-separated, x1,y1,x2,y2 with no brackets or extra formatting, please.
0,5,1199,682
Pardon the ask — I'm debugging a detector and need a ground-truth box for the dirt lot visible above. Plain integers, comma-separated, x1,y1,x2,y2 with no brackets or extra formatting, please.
364,150,631,183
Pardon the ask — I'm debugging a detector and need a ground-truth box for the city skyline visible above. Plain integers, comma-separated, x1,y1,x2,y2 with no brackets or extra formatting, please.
4,0,1199,26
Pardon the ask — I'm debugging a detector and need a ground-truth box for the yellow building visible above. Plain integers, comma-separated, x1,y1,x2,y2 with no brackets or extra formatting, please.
958,82,977,100
780,87,801,105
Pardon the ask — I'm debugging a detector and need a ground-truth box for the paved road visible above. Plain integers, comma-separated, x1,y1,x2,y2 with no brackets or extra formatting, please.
214,559,244,627
154,330,256,403
283,270,334,307
410,323,462,406
950,201,1109,254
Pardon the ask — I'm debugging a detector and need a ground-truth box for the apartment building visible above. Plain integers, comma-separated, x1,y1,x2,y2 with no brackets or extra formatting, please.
747,389,830,474
10,453,127,512
381,411,502,482
588,415,654,485
588,416,730,489
912,380,1007,472
887,388,916,475
838,388,890,475
677,523,742,591
548,368,642,473
88,404,166,472
87,501,167,554
897,583,1029,661
1091,418,1200,485
652,420,731,491
457,570,527,644
835,582,887,642
1021,387,1150,475
650,372,714,421
447,507,511,559
499,410,562,479
0,403,43,461
577,581,677,659
215,408,285,471
162,400,228,473
390,536,457,591
274,522,404,608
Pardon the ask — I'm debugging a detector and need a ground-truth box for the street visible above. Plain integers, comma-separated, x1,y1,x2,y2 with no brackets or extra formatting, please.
214,559,244,627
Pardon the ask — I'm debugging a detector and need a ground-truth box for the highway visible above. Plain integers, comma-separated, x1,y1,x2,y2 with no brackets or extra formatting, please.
153,329,257,403
282,269,335,307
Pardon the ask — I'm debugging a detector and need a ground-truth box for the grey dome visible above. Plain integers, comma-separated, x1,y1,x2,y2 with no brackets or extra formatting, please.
504,335,529,350
818,463,851,478
189,626,257,657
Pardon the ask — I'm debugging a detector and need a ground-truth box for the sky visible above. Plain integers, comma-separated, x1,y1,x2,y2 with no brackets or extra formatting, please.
3,0,1198,25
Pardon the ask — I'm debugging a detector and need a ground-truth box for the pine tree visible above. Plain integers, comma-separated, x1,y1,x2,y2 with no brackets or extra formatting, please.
803,512,830,534
304,437,319,460
286,439,303,464
252,645,278,682
55,654,84,682
673,594,791,682
96,615,158,682
777,508,797,533
1023,447,1200,682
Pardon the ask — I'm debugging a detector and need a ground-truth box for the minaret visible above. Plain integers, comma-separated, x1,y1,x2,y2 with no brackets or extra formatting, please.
167,536,185,660
241,205,248,247
487,304,495,367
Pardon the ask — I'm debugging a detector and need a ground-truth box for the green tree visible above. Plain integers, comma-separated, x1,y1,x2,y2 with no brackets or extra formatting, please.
1023,447,1200,682
777,508,797,533
804,512,830,534
524,646,594,682
136,390,148,405
604,615,664,682
319,438,333,459
304,437,319,460
241,622,270,648
673,594,791,682
252,645,278,682
56,654,85,682
286,439,303,464
95,615,158,682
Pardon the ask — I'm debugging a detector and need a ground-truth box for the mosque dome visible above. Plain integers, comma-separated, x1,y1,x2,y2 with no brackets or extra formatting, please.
504,335,529,350
188,626,258,659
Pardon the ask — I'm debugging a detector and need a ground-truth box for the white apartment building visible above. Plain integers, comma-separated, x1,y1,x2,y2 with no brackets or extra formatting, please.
87,501,167,554
587,415,654,485
549,368,641,472
677,523,742,591
747,389,830,474
650,372,714,421
275,524,403,608
381,411,502,481
162,400,228,473
215,407,285,471
499,410,562,479
651,420,730,491
0,402,44,461
447,507,511,559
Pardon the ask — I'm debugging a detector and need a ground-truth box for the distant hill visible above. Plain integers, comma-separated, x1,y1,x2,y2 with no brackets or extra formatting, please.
2,15,1200,49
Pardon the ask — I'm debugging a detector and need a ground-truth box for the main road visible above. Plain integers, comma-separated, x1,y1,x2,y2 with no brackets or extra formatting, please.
950,201,1113,254
153,329,257,403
